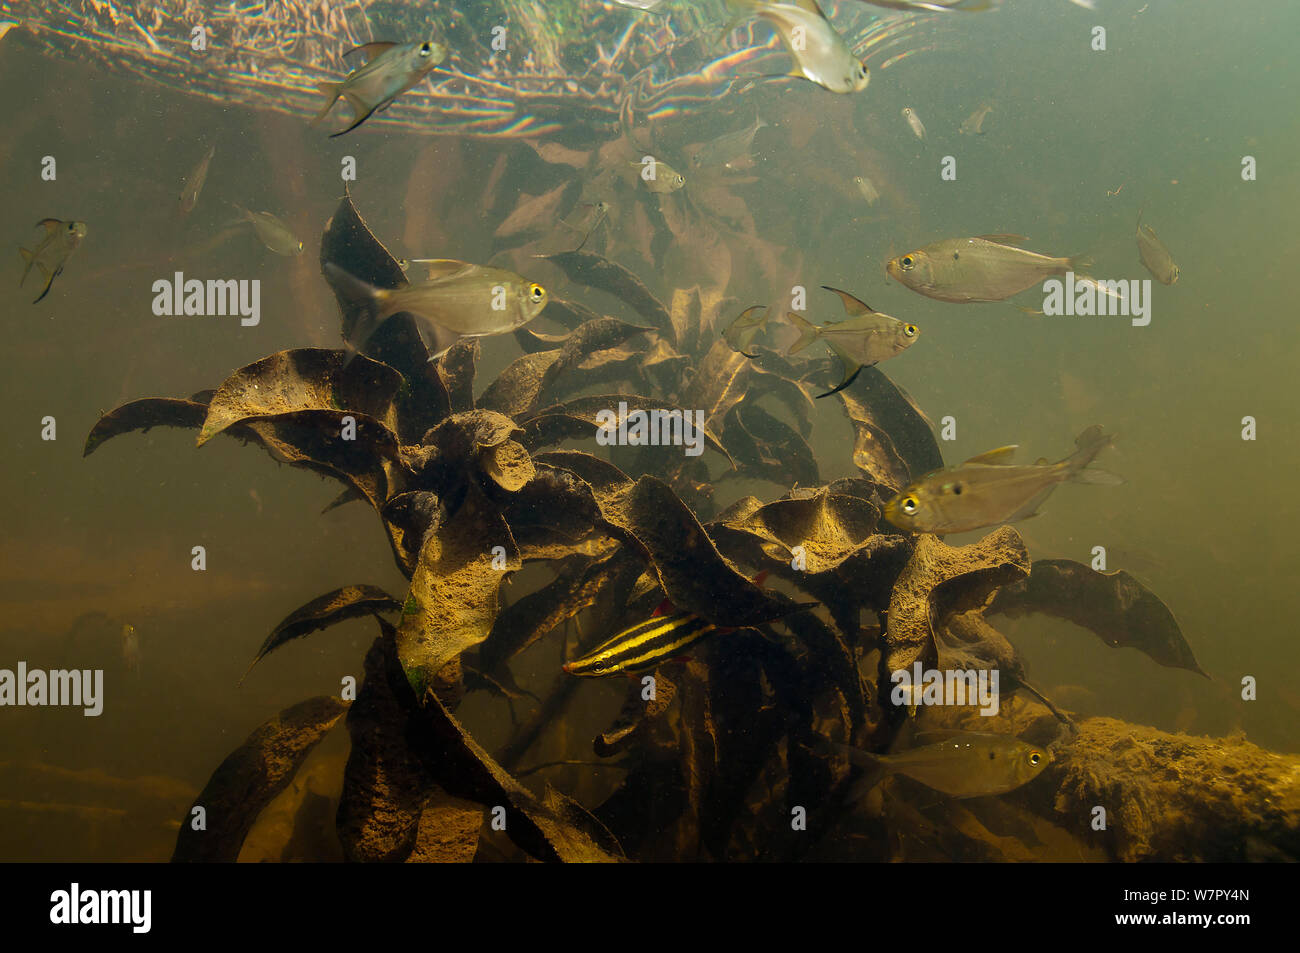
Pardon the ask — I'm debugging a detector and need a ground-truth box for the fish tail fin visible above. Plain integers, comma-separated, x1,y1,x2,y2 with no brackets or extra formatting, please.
1067,253,1094,276
312,81,344,124
18,247,37,285
816,739,888,802
783,311,819,356
1061,425,1123,484
322,262,390,354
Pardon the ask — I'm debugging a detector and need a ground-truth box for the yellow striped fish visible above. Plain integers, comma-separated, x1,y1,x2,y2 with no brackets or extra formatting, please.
562,609,721,678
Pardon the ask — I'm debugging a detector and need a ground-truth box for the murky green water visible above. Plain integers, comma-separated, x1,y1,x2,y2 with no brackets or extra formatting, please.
1,0,1296,862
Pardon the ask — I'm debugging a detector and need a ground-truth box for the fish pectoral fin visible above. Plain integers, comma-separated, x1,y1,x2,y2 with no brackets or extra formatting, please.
1070,467,1125,486
32,266,61,304
815,351,867,400
344,41,399,64
976,233,1028,246
329,93,379,137
1006,485,1056,522
821,285,875,316
36,218,63,233
963,445,1018,466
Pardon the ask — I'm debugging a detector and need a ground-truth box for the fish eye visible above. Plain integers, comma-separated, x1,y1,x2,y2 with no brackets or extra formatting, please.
951,483,963,495
904,324,917,337
419,42,432,56
901,255,914,270
901,497,918,515
1029,751,1042,766
858,62,868,77
529,283,545,302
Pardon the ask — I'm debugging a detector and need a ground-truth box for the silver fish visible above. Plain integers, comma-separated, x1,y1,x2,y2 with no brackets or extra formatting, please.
883,425,1122,535
723,305,770,357
886,234,1087,302
959,103,994,135
233,205,303,256
324,259,548,358
19,218,86,303
688,116,770,170
785,287,919,398
826,730,1051,799
121,623,141,677
1136,206,1179,285
902,106,926,140
853,175,881,205
850,0,1000,11
179,144,216,215
628,158,686,193
724,0,870,95
313,40,448,138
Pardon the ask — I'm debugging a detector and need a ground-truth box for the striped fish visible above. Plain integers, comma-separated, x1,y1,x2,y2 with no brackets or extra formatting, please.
563,609,722,678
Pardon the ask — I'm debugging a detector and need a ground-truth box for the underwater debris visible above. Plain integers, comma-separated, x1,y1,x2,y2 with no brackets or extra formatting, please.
243,585,403,682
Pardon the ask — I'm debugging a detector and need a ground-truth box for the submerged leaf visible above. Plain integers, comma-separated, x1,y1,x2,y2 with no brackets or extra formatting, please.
836,368,944,491
519,394,733,467
542,250,673,337
396,484,522,692
244,585,401,681
172,696,348,862
406,683,625,862
724,402,819,488
478,350,563,418
988,559,1206,677
599,476,797,627
884,527,1031,679
319,189,407,346
338,630,436,863
84,398,208,457
438,338,480,415
197,348,403,446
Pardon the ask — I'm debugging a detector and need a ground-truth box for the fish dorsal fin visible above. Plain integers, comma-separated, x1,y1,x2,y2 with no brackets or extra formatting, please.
792,0,828,17
409,258,472,280
976,233,1028,246
821,285,875,317
911,729,979,747
345,41,399,64
651,596,677,618
36,218,63,233
963,445,1018,465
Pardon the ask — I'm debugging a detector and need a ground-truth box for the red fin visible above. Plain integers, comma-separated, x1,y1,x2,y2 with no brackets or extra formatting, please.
651,597,676,617
752,570,770,588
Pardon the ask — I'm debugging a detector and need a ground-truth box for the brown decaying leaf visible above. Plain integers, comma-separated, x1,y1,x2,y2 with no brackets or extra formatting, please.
723,402,819,488
681,339,750,433
172,696,348,862
518,394,734,467
501,464,603,557
493,181,576,242
598,475,796,627
196,348,403,445
710,489,880,574
884,527,1031,679
319,189,408,346
542,250,674,338
988,558,1206,677
338,631,437,862
404,680,625,862
414,410,536,499
396,484,522,692
478,350,563,418
437,338,480,415
85,398,402,512
84,398,208,457
595,671,678,757
838,389,913,492
244,584,402,680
